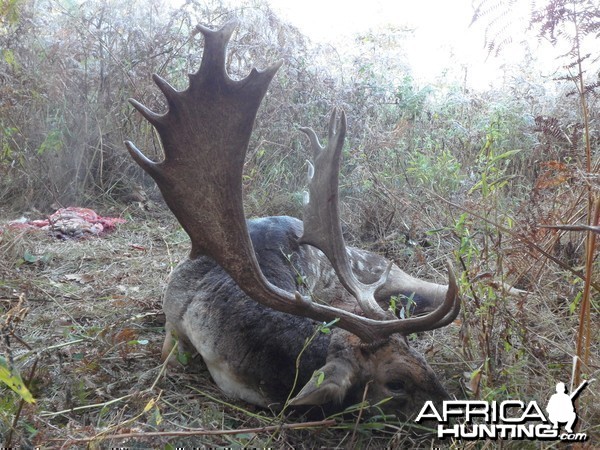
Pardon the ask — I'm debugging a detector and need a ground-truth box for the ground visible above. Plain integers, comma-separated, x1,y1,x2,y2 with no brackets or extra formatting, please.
0,206,598,449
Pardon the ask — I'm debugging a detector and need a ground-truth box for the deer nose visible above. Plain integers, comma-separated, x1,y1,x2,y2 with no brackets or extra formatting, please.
429,377,451,401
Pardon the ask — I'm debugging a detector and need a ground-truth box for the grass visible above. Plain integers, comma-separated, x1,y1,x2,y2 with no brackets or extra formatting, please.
0,203,598,448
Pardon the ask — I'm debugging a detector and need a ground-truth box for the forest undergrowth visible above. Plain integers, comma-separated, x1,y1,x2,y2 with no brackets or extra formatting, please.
1,192,596,448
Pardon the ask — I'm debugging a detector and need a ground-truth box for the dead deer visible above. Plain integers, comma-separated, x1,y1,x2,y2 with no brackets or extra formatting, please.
125,20,460,417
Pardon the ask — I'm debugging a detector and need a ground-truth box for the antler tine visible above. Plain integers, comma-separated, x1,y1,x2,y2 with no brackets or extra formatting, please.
124,140,160,178
300,109,391,319
128,98,165,129
395,260,461,334
191,21,237,88
298,126,323,159
327,107,340,145
152,74,180,110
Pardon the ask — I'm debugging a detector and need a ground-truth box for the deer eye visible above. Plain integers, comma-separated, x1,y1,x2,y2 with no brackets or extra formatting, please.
386,381,406,393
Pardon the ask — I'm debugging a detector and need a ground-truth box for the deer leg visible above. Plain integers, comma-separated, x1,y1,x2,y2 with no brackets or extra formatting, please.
162,321,195,367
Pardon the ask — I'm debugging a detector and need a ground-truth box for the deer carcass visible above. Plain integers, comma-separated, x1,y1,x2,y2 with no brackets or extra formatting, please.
125,20,460,416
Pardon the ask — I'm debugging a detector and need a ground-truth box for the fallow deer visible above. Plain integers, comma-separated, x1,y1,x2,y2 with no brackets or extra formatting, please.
125,20,460,417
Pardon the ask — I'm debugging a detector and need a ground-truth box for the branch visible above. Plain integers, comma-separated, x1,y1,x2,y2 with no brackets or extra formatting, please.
539,224,600,234
432,192,600,293
51,419,337,444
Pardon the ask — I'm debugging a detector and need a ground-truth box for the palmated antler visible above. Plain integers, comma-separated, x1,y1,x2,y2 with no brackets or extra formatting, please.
126,20,279,264
300,110,460,330
125,20,459,342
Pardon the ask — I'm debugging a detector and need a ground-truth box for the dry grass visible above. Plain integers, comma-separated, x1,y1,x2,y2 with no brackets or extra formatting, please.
0,205,598,449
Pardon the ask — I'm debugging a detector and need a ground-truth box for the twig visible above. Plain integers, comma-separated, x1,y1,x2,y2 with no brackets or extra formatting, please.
16,338,88,363
349,381,371,448
574,197,600,388
433,192,600,293
539,224,600,234
151,339,177,391
51,419,337,444
40,346,173,419
40,393,134,418
186,386,271,423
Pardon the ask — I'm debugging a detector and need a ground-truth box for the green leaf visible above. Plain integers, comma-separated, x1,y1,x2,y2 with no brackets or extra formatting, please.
0,356,35,404
388,296,397,315
143,398,155,412
319,318,340,335
315,370,325,387
569,292,582,314
2,49,17,69
37,129,64,155
356,422,386,430
487,149,521,166
152,405,162,425
1,0,22,25
127,339,149,345
176,351,191,365
22,250,38,263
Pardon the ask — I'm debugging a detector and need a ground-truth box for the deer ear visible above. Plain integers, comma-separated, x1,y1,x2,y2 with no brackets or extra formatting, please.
289,360,355,406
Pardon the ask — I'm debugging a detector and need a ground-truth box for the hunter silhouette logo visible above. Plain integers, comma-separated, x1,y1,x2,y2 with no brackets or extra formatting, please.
546,380,590,434
415,379,594,441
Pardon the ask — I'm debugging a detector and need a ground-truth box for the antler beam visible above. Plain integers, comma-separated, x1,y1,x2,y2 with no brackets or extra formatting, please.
300,110,392,319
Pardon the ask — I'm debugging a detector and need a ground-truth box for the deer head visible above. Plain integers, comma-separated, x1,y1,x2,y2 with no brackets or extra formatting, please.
126,20,460,416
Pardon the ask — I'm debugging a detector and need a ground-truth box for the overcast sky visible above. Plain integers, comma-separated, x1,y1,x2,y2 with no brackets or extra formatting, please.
265,0,536,89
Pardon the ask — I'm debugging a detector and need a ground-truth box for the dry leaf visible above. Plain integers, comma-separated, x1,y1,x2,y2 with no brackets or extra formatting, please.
64,273,94,284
